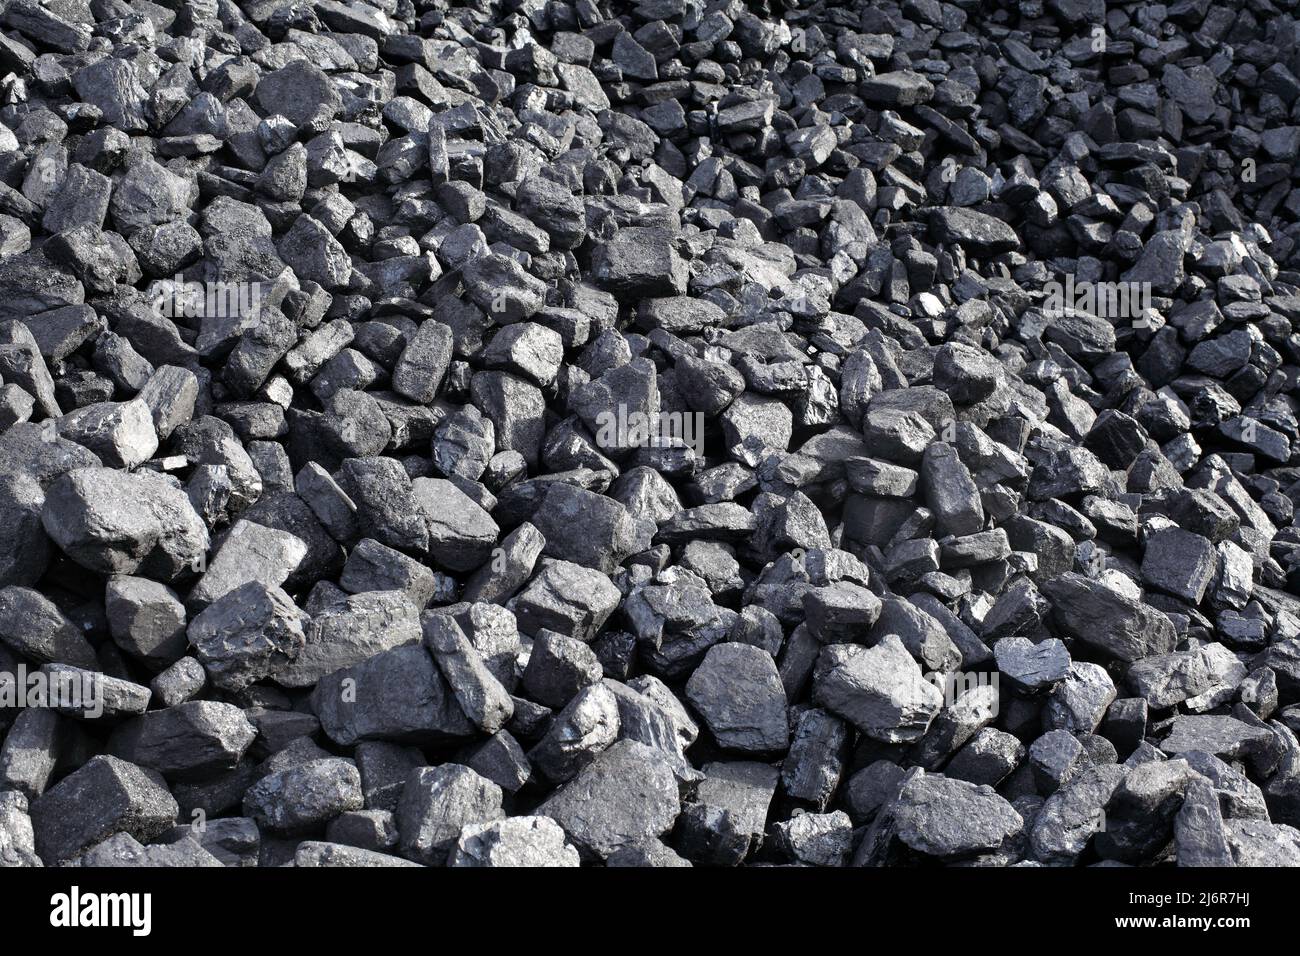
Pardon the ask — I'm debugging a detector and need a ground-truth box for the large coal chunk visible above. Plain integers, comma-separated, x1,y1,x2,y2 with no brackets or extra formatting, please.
0,585,98,669
530,483,639,574
0,475,50,589
423,613,513,735
449,816,580,868
1042,573,1178,663
591,227,688,299
281,590,421,689
41,467,208,580
397,763,503,866
244,758,363,833
510,559,621,643
108,702,256,780
30,756,177,865
186,520,307,611
312,645,474,747
411,477,499,573
536,740,681,862
187,582,309,693
929,207,1021,256
855,770,1023,865
684,644,788,754
813,637,943,743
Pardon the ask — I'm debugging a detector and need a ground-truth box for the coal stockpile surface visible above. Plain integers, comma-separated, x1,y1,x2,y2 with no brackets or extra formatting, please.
0,0,1298,871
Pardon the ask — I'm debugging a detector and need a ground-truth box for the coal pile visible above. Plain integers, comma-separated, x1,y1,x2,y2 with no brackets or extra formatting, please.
0,0,1299,870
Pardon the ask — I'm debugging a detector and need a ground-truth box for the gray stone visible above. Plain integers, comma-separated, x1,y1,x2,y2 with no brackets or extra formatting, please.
244,758,363,833
312,644,474,747
856,770,1022,864
30,756,178,865
685,643,789,753
108,701,256,780
813,636,942,743
448,816,580,867
536,739,681,861
397,763,503,865
187,582,309,693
